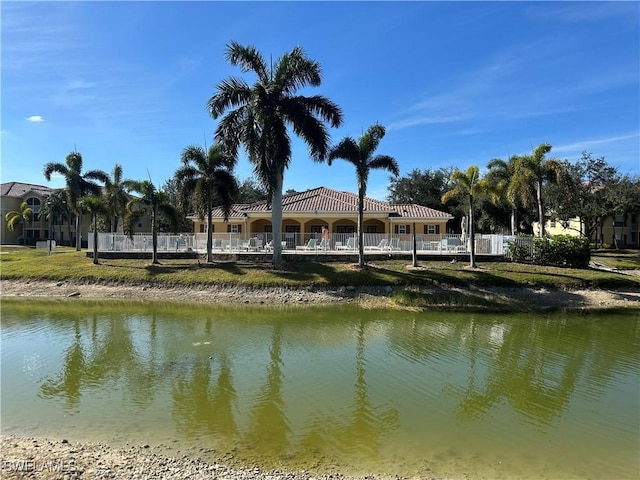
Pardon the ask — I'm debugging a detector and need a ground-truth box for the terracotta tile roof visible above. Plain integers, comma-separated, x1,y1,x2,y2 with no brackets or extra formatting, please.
389,203,452,219
202,186,453,220
1,182,55,198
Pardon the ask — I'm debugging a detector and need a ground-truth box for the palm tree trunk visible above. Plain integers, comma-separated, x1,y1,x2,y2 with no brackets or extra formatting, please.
75,214,82,250
67,215,72,247
272,172,284,270
536,181,545,237
206,206,213,263
510,208,517,236
358,188,365,268
151,205,159,264
93,215,99,265
469,199,476,268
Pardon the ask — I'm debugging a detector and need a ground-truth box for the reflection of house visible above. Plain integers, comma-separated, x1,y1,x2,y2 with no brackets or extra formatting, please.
189,186,453,240
535,214,639,247
1,182,152,246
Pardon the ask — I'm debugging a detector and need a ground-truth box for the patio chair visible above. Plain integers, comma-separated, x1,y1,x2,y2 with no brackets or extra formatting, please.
365,238,388,250
389,237,401,251
317,238,329,250
343,237,356,250
296,238,318,250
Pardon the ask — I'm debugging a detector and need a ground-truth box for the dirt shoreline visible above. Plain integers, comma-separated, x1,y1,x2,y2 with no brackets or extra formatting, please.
0,435,371,480
1,278,640,311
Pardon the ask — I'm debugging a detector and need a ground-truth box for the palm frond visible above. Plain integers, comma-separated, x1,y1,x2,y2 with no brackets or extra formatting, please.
359,124,386,158
327,138,360,166
368,155,399,177
276,47,322,93
43,162,69,181
208,77,251,118
225,42,268,80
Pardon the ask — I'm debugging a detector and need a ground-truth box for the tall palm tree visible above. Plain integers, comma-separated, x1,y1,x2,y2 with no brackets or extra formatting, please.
126,180,179,264
327,123,399,267
486,156,521,235
441,165,488,268
174,144,239,262
105,164,135,234
208,41,343,270
43,151,108,250
78,196,109,265
508,143,566,237
5,201,33,243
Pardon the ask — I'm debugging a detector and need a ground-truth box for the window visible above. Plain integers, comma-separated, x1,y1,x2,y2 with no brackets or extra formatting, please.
264,225,272,233
311,225,322,234
336,225,355,234
550,220,556,228
199,224,205,233
398,225,406,234
227,224,242,233
427,225,435,234
366,225,377,233
26,197,41,213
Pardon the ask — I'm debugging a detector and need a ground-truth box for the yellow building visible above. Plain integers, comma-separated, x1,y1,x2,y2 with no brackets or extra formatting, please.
535,214,639,248
1,182,153,246
1,182,55,245
189,186,453,247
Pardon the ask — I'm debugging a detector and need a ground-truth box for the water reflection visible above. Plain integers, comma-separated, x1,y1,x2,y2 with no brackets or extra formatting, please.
2,300,638,478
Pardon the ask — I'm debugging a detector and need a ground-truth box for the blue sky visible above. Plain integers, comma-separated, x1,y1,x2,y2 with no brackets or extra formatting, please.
2,1,638,201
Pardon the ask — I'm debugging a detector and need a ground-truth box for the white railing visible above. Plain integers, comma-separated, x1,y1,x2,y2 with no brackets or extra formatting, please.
90,232,533,257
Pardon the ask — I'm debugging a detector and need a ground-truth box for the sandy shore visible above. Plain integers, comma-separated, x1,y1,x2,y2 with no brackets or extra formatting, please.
0,435,369,480
1,278,639,311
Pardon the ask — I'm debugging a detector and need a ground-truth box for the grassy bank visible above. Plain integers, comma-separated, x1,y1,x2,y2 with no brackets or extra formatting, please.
2,245,639,291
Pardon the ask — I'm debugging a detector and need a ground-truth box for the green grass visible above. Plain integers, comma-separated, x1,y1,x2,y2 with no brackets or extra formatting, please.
2,245,639,290
592,250,640,270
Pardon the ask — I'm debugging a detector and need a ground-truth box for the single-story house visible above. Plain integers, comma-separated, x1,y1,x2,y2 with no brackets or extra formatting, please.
189,186,454,247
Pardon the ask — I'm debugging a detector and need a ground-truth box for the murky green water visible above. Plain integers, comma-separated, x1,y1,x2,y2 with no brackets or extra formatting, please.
1,299,639,479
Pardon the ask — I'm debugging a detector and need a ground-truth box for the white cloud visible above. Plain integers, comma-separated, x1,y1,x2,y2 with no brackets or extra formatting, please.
553,133,640,155
26,115,44,122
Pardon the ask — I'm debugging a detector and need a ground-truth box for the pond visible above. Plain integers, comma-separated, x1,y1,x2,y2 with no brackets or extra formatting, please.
1,299,638,479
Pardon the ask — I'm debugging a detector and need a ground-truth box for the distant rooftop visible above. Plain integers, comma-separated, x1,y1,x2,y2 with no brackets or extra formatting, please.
1,182,55,198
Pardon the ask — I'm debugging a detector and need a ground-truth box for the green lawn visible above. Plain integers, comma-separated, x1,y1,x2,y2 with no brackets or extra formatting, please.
2,245,639,291
592,249,640,270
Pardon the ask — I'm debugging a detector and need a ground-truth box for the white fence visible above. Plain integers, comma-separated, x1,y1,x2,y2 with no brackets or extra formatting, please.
89,232,533,257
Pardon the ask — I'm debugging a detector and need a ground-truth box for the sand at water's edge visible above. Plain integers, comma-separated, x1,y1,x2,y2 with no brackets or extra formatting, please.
1,278,640,310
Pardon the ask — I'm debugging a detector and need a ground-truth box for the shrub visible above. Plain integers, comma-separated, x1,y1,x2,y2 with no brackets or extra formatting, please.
507,241,532,263
532,235,590,268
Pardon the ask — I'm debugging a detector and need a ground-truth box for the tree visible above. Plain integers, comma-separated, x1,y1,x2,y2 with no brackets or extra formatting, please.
237,178,269,203
208,41,343,269
126,180,179,264
508,143,567,237
441,165,489,268
486,156,521,235
38,190,69,245
43,151,108,250
104,164,135,234
5,201,33,242
387,167,454,208
159,178,197,233
78,196,109,265
174,144,239,262
327,123,399,267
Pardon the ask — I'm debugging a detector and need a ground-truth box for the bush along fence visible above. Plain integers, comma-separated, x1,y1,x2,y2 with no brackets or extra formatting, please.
507,234,590,268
